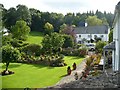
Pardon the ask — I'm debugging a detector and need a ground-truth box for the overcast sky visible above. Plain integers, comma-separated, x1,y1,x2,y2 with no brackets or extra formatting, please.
1,0,120,15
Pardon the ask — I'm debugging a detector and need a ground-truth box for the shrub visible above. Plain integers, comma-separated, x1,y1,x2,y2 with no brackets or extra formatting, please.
62,34,74,48
109,29,113,43
61,47,87,57
38,54,65,67
11,20,30,40
10,38,29,47
2,34,12,46
61,47,73,56
86,57,93,67
93,54,101,65
79,47,87,57
85,54,102,71
42,33,64,54
95,41,107,53
21,44,42,56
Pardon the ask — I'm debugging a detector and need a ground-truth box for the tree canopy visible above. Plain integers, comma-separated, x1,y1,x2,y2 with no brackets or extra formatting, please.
2,45,21,71
44,22,54,35
2,4,114,33
42,33,64,54
86,16,103,26
11,20,30,40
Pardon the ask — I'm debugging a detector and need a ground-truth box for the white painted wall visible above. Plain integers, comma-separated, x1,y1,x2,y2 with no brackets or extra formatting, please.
113,13,120,71
76,34,108,43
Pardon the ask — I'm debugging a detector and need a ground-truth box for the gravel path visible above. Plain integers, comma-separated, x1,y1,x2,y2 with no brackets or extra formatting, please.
55,59,86,86
37,58,87,90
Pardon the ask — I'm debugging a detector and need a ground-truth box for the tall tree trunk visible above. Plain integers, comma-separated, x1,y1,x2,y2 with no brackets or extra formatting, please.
6,62,9,71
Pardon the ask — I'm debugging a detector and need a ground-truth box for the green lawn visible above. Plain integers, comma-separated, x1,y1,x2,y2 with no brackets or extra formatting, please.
1,56,84,88
26,31,44,44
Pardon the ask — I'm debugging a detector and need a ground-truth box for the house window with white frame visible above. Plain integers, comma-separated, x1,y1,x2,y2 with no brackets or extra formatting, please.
79,35,81,38
94,35,97,38
88,35,91,37
101,35,104,38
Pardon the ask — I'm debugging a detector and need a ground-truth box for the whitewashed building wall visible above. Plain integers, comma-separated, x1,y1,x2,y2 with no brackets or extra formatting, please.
113,7,120,71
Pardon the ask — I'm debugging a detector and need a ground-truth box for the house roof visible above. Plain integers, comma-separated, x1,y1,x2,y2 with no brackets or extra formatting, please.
103,41,115,50
74,25,109,34
112,1,120,28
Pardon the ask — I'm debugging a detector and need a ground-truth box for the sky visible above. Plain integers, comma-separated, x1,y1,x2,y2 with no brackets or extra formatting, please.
1,0,120,15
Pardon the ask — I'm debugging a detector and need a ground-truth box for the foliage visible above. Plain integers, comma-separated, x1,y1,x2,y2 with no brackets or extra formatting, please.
59,23,67,33
93,54,101,65
86,56,93,67
59,25,76,38
10,38,29,47
61,47,87,57
39,54,65,67
2,45,21,71
2,34,12,46
29,8,42,31
86,16,103,26
101,17,109,26
21,43,42,56
64,13,74,25
109,29,113,43
85,54,101,70
42,33,64,54
2,4,114,33
16,4,32,26
95,41,107,53
3,4,31,30
3,7,17,30
79,47,88,57
62,34,74,48
11,20,30,40
94,37,102,43
2,5,114,32
44,22,54,35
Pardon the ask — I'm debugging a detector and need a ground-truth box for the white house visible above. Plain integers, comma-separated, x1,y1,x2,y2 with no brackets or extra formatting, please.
103,2,120,86
74,25,110,44
111,1,120,72
103,2,120,72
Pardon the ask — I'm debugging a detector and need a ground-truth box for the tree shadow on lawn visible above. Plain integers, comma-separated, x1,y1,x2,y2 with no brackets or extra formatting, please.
27,63,48,69
60,74,68,77
70,57,84,60
29,32,43,36
2,63,21,69
47,66,54,69
29,63,55,69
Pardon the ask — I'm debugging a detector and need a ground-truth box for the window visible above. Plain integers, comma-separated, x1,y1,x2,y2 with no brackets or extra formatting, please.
101,35,104,38
79,35,81,38
88,35,90,37
94,35,97,39
78,41,81,44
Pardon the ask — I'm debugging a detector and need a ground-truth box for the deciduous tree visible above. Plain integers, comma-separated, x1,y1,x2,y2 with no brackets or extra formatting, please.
86,16,102,26
44,22,54,35
42,33,64,54
11,20,30,40
2,45,21,71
